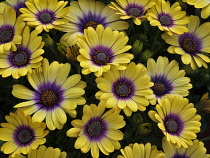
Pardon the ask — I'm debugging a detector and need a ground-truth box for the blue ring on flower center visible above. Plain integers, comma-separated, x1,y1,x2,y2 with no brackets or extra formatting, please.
14,125,35,146
84,116,107,141
179,33,202,55
158,13,174,27
151,75,173,98
0,25,14,44
36,9,56,25
172,154,189,158
90,46,114,66
77,12,107,33
164,113,183,135
35,82,64,111
8,46,31,68
125,3,144,17
112,77,135,99
13,1,26,16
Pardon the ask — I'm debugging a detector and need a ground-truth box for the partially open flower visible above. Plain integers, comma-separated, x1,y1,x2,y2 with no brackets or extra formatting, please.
197,92,210,113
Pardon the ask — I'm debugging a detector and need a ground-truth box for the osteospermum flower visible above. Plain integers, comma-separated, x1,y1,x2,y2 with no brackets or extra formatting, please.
197,92,210,113
0,0,27,16
162,137,210,158
117,143,165,158
0,26,44,79
0,109,49,157
12,58,86,130
162,15,210,70
0,6,25,53
149,95,202,148
60,0,129,46
14,145,67,158
183,0,210,19
95,62,154,116
147,0,189,35
110,0,155,25
66,102,126,158
19,0,69,33
77,25,133,77
147,56,192,105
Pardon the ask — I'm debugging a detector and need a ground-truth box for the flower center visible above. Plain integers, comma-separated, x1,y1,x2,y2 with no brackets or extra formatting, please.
115,82,131,97
87,120,104,138
93,51,110,65
159,15,171,26
165,119,178,133
128,7,142,17
0,29,13,43
40,90,58,107
39,12,52,24
85,21,98,30
151,82,166,96
17,129,33,144
12,51,28,67
181,38,197,54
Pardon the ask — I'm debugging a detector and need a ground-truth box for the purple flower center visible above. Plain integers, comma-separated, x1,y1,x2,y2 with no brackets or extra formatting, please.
159,15,171,26
165,119,178,133
181,38,196,54
14,1,26,16
17,129,33,143
115,82,131,97
40,90,58,107
12,51,29,66
164,114,183,135
37,10,55,24
128,8,142,17
125,4,144,17
0,27,14,44
93,51,109,65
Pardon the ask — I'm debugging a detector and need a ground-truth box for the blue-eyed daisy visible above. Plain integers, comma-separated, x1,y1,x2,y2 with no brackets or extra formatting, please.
0,6,25,53
162,15,210,70
19,0,69,33
0,26,44,79
12,58,86,130
147,0,189,35
66,102,126,158
59,0,129,46
95,62,154,116
77,25,133,77
149,95,201,148
0,109,49,157
110,0,155,25
147,56,192,105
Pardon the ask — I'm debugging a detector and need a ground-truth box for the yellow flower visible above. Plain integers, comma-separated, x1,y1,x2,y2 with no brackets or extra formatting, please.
162,15,210,70
13,145,67,158
59,0,129,46
0,109,49,157
110,0,155,25
149,95,201,148
20,0,69,33
147,0,189,35
77,25,133,77
197,92,210,113
0,26,44,79
117,143,165,158
12,58,86,130
0,6,25,53
66,102,126,158
95,62,154,116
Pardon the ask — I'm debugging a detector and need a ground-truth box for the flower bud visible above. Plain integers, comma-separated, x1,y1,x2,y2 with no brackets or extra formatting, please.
132,113,143,124
131,39,143,55
42,34,54,47
197,93,210,114
138,123,152,136
139,49,153,63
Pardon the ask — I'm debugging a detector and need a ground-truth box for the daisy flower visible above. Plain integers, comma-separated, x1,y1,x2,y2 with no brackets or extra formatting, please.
183,0,210,19
148,95,202,148
162,15,210,70
60,0,129,46
0,6,25,53
0,109,49,157
77,25,133,77
13,145,67,158
95,62,154,116
19,0,69,33
109,0,155,25
147,0,189,35
0,26,44,79
117,143,165,158
197,92,210,114
0,0,27,16
12,58,86,130
162,137,210,158
147,56,192,105
66,102,126,158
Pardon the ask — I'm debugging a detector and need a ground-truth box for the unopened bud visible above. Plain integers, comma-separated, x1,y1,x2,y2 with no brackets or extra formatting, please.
42,34,54,47
132,113,143,124
138,123,152,135
139,49,153,63
132,39,143,55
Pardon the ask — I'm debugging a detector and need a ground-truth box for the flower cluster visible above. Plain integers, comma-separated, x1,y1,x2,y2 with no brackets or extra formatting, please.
0,0,210,158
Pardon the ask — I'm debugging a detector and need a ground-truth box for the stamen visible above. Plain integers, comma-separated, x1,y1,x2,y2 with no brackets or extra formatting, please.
151,82,167,96
166,119,178,133
159,15,171,26
93,51,109,65
40,90,58,107
115,82,131,97
128,7,142,17
17,129,33,143
87,120,104,138
39,12,52,24
0,29,13,43
85,21,98,29
12,51,28,67
181,38,197,54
